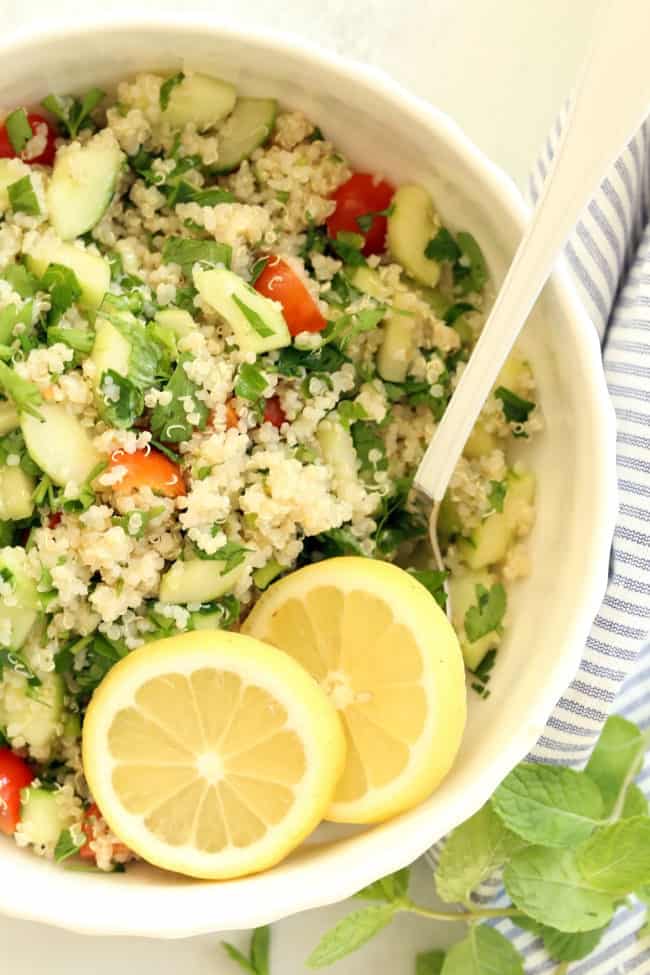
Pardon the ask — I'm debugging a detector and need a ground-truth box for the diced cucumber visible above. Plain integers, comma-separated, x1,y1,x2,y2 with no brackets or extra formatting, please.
154,307,197,338
90,317,131,384
449,570,501,671
0,158,30,213
159,558,244,604
496,354,533,396
189,609,226,631
317,416,358,483
214,98,277,173
26,239,110,310
21,403,103,488
458,469,536,570
350,266,390,301
194,266,291,354
163,73,237,131
0,400,19,436
0,465,34,521
252,558,283,591
387,184,441,287
463,422,496,460
48,131,124,241
0,545,39,649
20,785,74,847
437,493,462,543
377,295,416,383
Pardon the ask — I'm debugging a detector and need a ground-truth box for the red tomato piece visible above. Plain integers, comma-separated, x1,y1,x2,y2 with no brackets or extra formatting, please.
253,256,327,335
263,396,286,428
108,447,186,498
0,112,57,166
79,803,131,861
0,748,34,835
48,512,62,530
326,173,395,256
225,400,239,430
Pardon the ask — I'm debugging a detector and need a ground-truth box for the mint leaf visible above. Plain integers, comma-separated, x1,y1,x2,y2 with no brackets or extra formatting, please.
464,583,506,643
576,816,650,895
0,361,42,418
42,88,104,138
351,419,387,480
416,949,446,975
454,232,488,294
622,783,648,818
504,846,615,932
99,369,144,429
494,387,535,425
41,263,82,325
441,926,523,975
436,801,524,905
585,715,644,816
8,175,40,216
250,926,270,975
232,293,274,338
408,569,448,612
515,915,608,962
491,764,604,848
150,355,208,443
356,867,410,902
425,228,460,263
159,72,185,111
488,479,507,513
162,237,231,274
5,108,32,154
307,904,397,968
54,827,83,863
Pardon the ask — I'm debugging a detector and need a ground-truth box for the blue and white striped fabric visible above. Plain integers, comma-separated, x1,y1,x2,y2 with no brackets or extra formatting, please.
482,121,650,972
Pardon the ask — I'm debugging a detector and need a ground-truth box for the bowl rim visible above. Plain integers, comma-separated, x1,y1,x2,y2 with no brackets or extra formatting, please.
0,12,618,938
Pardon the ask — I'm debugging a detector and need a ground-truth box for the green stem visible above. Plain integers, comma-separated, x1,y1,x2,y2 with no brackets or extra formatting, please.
554,963,570,975
607,743,646,823
406,904,524,923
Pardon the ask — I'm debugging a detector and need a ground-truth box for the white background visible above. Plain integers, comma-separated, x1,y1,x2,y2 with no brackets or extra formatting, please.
1,1,597,971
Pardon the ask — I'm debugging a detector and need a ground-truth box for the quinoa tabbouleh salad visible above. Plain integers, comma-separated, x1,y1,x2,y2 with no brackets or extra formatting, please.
0,71,540,874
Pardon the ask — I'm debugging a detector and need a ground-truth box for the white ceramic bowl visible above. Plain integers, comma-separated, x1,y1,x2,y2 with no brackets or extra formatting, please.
0,14,617,939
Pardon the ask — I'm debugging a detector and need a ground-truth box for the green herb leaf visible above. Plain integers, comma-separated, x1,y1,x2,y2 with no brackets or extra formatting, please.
186,186,235,206
274,343,347,377
8,175,40,216
162,237,232,274
250,256,269,285
441,925,524,975
159,72,185,111
464,583,506,643
416,949,446,975
337,400,367,431
41,263,82,326
468,647,497,698
488,480,507,513
3,263,39,298
0,361,42,419
190,594,241,630
235,362,269,403
5,108,33,154
99,370,144,429
351,420,387,482
200,541,250,575
374,478,427,555
455,232,488,292
622,783,648,818
408,569,448,613
443,302,475,325
249,927,271,975
232,294,274,338
99,297,162,390
66,632,128,701
494,386,535,426
356,203,394,234
47,326,95,354
504,846,616,932
425,228,461,263
330,231,367,267
221,942,257,975
322,306,386,350
112,506,165,540
252,559,284,591
491,764,604,848
307,904,397,968
515,915,608,962
576,816,650,895
0,302,33,344
436,801,524,905
150,354,209,443
356,868,410,903
303,526,365,560
42,88,104,138
585,715,645,816
54,827,83,863
0,648,41,686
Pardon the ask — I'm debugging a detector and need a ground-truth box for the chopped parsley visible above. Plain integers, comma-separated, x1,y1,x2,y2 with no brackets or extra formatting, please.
487,479,507,514
41,263,82,326
41,88,104,138
356,203,394,234
150,355,209,443
374,478,427,555
494,386,535,431
54,828,84,864
424,227,460,263
159,72,185,111
235,362,269,405
250,256,269,285
162,237,232,274
99,370,144,429
351,420,388,481
112,507,165,539
274,343,347,378
5,108,33,154
469,648,498,698
322,306,386,350
46,326,95,355
464,583,506,643
232,294,274,338
8,176,40,216
330,231,366,267
408,569,448,612
0,362,42,419
443,301,475,325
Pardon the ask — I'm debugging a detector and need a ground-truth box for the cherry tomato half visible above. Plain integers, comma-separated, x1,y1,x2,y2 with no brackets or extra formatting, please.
263,396,286,428
79,803,131,861
326,173,395,256
108,447,186,499
0,112,57,167
0,748,34,835
253,256,327,335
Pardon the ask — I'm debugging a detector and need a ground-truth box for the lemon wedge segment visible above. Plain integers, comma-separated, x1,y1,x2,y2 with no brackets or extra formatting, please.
242,557,466,824
82,630,345,879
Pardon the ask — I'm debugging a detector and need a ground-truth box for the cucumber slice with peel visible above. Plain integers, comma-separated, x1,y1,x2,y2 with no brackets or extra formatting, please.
387,184,441,287
0,546,39,649
159,558,244,604
21,403,102,488
214,98,277,173
48,130,124,241
163,73,237,131
91,317,131,383
20,786,75,848
154,308,197,338
317,416,359,484
377,294,417,383
0,465,34,521
458,469,536,569
26,239,110,310
193,266,291,354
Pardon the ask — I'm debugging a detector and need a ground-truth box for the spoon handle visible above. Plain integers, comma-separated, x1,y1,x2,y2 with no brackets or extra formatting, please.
415,0,650,501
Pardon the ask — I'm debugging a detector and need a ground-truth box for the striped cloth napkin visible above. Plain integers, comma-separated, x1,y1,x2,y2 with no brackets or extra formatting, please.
468,120,650,972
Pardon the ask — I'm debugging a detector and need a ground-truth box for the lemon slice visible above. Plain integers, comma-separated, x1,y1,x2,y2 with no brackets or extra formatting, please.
82,631,345,879
242,557,466,824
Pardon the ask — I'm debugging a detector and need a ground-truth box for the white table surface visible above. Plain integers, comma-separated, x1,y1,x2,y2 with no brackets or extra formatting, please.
0,1,597,971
